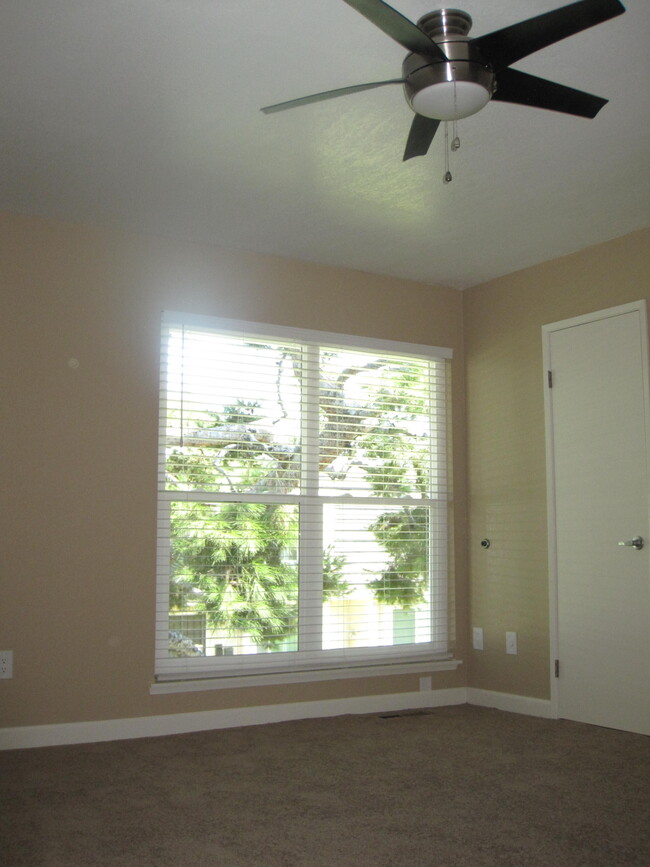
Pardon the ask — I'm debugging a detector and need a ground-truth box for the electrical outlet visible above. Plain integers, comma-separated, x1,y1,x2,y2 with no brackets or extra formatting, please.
472,627,484,650
419,676,432,692
506,632,518,655
0,651,13,679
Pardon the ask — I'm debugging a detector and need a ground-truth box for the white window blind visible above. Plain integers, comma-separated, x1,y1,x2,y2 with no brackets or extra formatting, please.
156,312,453,681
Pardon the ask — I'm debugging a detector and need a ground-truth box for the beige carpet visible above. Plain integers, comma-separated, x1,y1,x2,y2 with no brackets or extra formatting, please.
1,705,649,866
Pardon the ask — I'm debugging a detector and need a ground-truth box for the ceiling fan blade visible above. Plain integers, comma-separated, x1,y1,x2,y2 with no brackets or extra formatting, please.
493,68,607,118
342,0,447,61
473,0,625,70
261,79,404,114
403,114,440,161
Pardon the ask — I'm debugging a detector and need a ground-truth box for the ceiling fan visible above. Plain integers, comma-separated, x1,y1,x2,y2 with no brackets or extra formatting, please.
261,0,626,162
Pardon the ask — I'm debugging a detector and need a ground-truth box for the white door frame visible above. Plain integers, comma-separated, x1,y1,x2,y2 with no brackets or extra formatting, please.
542,299,650,721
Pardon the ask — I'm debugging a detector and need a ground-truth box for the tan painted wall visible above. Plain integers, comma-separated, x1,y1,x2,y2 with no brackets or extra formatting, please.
0,212,467,728
464,227,650,699
3,209,647,728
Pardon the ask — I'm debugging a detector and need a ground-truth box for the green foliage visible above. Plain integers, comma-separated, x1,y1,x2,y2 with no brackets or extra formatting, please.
367,507,429,609
351,362,429,498
322,546,350,600
221,401,264,425
168,630,202,658
171,500,299,650
353,361,431,608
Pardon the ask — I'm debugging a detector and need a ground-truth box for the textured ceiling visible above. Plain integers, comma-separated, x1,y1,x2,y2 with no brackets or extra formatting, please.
1,0,648,288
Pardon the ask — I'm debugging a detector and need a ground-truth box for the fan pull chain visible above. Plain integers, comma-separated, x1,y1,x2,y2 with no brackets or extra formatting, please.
443,79,460,183
451,119,460,152
443,123,452,184
451,79,461,152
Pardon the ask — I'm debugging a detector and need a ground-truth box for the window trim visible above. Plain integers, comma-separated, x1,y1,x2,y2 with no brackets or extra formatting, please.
160,311,453,362
156,311,454,684
151,658,461,694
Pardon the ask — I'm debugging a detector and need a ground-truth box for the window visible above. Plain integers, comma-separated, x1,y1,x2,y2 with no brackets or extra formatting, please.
155,312,453,683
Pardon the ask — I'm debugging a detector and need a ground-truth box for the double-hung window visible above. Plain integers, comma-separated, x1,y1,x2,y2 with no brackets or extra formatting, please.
155,312,453,683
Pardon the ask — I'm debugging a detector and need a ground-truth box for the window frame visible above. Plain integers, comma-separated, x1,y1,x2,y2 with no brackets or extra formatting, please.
155,311,454,685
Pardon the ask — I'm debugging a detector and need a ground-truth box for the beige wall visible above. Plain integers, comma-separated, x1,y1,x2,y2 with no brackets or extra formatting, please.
2,210,648,729
0,212,467,727
463,227,650,699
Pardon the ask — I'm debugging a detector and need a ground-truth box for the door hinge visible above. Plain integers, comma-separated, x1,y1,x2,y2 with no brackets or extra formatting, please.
547,370,553,388
554,659,560,678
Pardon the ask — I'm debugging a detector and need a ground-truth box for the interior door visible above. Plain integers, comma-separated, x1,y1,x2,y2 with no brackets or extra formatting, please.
545,302,650,735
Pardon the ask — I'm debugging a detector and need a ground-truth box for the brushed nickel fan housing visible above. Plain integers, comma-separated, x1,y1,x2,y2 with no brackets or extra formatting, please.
260,0,625,162
402,9,495,121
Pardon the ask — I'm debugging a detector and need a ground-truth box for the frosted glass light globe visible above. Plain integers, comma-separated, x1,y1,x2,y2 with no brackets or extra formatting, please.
411,81,491,121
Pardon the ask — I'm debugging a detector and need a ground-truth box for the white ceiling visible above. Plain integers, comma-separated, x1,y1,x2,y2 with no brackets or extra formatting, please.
1,0,648,289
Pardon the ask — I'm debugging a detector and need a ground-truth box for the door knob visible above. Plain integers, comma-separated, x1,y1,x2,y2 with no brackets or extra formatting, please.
618,536,644,550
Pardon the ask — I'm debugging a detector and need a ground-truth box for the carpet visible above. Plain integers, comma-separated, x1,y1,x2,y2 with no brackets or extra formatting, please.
1,705,649,866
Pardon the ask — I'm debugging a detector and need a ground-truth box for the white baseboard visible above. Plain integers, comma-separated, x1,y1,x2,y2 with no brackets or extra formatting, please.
467,687,556,719
0,687,468,750
0,687,557,750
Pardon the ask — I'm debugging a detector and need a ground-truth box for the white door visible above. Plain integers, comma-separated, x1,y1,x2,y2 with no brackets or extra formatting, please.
544,302,650,735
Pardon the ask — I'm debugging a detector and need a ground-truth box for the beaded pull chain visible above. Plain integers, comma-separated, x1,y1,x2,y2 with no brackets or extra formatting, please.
451,119,461,152
442,80,461,183
443,122,452,183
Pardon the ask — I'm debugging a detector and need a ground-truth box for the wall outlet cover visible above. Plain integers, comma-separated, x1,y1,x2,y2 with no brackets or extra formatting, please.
0,650,13,679
472,627,484,651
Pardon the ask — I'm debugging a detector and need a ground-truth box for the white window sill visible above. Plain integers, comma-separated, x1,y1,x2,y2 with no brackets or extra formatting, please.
150,658,462,695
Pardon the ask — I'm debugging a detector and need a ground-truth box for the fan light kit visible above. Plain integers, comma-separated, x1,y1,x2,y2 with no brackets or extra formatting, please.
403,9,494,121
262,0,626,182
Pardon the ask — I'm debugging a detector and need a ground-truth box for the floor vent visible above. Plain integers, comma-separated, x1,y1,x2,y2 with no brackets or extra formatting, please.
378,709,432,719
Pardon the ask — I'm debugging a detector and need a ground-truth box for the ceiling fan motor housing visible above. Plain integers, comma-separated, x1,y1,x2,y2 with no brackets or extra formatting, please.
403,9,495,121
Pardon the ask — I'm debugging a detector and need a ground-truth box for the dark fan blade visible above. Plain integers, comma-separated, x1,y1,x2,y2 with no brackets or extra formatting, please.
261,79,404,113
403,114,440,161
493,68,607,118
473,0,625,70
343,0,447,61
